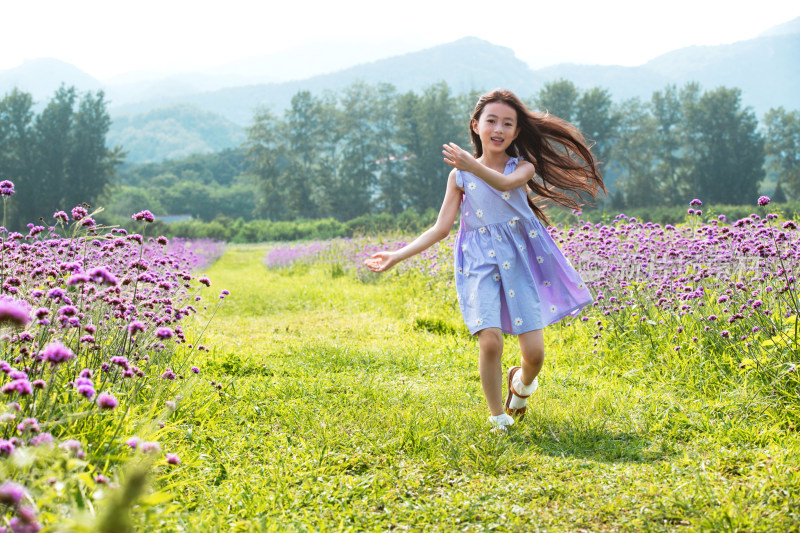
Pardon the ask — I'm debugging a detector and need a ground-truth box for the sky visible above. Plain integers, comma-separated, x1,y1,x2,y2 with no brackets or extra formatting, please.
1,0,798,80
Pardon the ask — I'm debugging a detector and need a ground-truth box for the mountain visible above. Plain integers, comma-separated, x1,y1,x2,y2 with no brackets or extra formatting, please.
110,37,543,124
2,18,798,163
0,58,103,102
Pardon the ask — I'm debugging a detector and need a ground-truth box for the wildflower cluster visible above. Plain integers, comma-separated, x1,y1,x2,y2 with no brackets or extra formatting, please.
0,180,228,528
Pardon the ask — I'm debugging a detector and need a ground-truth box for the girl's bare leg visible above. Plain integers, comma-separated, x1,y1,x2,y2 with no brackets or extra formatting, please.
517,329,545,386
478,327,504,415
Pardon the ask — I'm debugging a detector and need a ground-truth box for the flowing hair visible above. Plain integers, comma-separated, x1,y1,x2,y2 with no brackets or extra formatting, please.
469,89,605,224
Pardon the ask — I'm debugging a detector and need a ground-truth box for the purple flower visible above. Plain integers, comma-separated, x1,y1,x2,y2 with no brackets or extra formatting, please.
59,439,83,455
758,196,770,206
198,277,211,287
41,341,75,365
96,391,118,410
161,368,176,380
166,453,181,465
128,321,146,335
53,210,68,223
0,297,31,328
783,221,797,230
87,266,117,286
126,436,142,449
156,236,168,246
689,199,703,206
721,330,730,338
0,480,26,507
0,180,15,197
30,433,53,447
71,206,88,221
132,210,155,223
16,418,39,433
95,474,109,484
1,379,32,396
155,327,173,340
191,366,200,374
142,441,161,454
0,439,15,456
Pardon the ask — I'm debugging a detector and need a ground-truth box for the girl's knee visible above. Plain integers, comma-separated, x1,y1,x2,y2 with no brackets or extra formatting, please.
478,328,503,355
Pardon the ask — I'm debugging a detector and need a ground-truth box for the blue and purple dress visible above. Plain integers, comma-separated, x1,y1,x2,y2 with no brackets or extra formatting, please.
454,157,592,335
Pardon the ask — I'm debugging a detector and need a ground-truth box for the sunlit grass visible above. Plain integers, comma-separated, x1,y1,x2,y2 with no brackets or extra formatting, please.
149,244,800,531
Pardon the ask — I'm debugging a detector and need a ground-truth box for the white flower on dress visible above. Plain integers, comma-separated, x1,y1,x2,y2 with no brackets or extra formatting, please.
536,256,544,263
508,289,516,298
502,261,511,270
492,273,501,282
461,244,467,251
488,250,496,258
543,280,551,287
464,269,470,277
479,227,487,234
514,317,523,326
529,230,538,238
458,267,463,274
496,235,502,242
550,305,557,313
518,244,525,252
475,318,483,327
476,209,484,218
508,219,516,227
469,292,476,300
502,192,511,200
468,182,477,190
577,282,585,290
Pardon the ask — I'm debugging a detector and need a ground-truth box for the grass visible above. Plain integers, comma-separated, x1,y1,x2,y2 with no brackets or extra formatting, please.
144,244,800,531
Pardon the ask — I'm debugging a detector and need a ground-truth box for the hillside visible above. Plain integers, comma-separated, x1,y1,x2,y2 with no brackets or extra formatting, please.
2,16,798,163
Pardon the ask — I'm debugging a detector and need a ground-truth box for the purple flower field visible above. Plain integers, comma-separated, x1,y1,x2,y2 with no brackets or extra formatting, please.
266,197,800,424
0,182,226,529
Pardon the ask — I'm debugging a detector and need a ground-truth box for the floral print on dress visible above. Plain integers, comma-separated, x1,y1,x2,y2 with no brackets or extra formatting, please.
514,317,523,326
479,227,486,234
502,261,511,270
508,289,515,298
536,256,544,263
543,280,551,287
502,192,511,200
529,230,537,238
476,209,484,218
492,274,500,282
488,250,496,258
468,182,477,190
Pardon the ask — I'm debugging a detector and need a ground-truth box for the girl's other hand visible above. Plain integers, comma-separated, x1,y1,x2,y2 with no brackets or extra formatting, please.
442,143,476,171
364,251,398,272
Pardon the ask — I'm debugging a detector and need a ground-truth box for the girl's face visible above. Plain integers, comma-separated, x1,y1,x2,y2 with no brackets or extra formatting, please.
472,102,519,155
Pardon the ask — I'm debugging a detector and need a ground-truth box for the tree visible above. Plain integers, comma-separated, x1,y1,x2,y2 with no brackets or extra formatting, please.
683,86,764,204
245,108,287,220
575,87,619,168
608,98,660,207
0,89,35,225
650,85,689,205
763,107,800,200
534,79,579,122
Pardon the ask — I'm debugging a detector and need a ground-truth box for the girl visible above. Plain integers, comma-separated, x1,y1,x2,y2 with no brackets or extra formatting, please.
365,89,604,433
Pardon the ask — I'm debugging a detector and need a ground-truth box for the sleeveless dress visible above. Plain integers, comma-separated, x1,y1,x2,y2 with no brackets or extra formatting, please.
454,157,592,335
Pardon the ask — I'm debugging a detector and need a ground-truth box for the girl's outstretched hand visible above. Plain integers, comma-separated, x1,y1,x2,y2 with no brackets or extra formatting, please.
442,142,476,172
364,251,398,273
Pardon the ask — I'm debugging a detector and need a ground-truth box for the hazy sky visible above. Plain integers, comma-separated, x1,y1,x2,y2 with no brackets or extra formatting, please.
2,0,797,79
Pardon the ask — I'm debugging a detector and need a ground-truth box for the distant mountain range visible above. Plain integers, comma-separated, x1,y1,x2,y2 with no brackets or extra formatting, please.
1,17,798,163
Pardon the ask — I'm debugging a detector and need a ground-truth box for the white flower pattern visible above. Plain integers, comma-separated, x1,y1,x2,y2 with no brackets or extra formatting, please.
476,209,484,218
537,256,544,263
493,273,500,282
529,230,537,238
508,289,515,298
502,261,511,270
502,192,511,200
468,182,477,190
514,317,523,326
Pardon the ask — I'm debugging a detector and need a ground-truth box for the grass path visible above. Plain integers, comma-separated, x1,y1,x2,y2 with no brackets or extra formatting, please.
162,245,799,531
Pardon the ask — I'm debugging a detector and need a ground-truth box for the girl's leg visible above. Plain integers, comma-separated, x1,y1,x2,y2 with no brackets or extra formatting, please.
518,329,545,385
477,327,504,415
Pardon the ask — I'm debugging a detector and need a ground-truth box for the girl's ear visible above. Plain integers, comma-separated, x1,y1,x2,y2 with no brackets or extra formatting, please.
471,118,479,135
512,126,521,142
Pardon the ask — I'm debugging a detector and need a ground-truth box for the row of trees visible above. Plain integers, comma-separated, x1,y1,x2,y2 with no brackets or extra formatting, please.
246,80,799,220
0,87,122,229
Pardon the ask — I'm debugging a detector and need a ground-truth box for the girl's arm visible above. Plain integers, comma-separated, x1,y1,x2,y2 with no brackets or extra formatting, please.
365,170,462,273
442,142,535,191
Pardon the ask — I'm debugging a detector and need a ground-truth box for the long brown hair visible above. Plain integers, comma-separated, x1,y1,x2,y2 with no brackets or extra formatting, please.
470,89,605,224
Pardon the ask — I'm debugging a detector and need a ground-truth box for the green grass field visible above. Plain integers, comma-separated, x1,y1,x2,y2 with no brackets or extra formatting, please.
151,244,800,531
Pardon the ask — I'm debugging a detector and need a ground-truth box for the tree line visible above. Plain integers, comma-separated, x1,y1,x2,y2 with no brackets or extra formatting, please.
2,81,799,231
0,86,122,229
245,80,799,220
